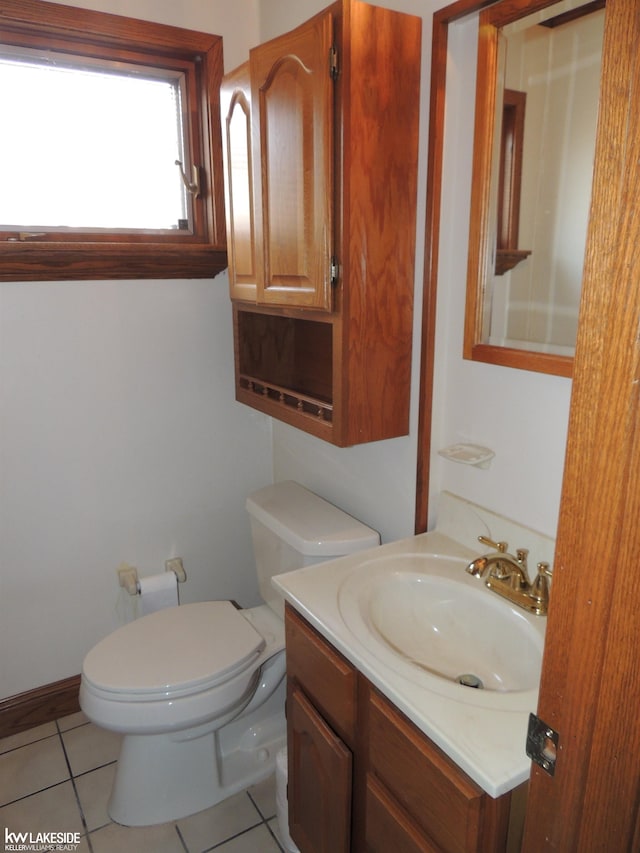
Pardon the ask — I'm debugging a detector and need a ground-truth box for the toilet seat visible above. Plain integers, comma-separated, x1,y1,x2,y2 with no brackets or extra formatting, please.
82,601,265,700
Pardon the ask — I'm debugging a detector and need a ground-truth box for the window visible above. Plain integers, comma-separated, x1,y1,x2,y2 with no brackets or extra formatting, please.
0,1,226,280
1,50,190,232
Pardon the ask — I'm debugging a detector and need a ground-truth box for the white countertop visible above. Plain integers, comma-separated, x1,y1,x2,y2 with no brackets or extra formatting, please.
272,493,551,799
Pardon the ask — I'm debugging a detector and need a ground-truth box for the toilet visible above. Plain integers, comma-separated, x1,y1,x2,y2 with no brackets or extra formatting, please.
79,481,379,826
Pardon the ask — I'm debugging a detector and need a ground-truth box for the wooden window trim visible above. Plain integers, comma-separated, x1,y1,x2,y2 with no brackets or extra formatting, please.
0,0,227,281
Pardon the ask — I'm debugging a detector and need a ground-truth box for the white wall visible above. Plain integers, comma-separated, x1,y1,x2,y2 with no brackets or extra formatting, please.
0,0,269,702
266,2,572,543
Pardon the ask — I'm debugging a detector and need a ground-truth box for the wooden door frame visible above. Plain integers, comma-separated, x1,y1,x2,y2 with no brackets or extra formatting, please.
415,0,495,534
415,0,640,846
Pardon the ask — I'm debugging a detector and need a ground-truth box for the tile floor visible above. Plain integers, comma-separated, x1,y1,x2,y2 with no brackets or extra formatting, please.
0,712,287,852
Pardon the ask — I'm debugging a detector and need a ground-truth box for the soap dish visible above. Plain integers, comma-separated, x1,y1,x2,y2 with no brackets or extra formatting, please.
438,443,495,469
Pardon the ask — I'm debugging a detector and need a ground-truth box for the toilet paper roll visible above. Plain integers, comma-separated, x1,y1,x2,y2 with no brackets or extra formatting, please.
138,572,178,616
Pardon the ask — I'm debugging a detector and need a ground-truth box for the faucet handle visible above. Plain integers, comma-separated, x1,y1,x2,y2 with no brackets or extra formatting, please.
478,535,508,552
537,561,553,578
531,562,553,609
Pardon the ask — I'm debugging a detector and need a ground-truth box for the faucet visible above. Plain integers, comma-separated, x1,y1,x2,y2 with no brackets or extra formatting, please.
466,536,552,616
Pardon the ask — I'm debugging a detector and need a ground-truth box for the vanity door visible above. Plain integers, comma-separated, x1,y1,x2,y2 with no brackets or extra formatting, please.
288,685,352,853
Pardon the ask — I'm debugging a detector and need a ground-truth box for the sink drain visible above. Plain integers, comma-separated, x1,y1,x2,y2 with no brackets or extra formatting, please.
456,673,484,689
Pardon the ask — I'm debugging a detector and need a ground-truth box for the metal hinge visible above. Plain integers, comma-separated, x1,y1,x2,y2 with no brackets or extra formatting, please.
329,45,339,80
526,713,559,776
330,256,339,286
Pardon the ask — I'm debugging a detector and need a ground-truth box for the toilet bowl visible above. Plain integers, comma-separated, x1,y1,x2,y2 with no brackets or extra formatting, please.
81,601,285,825
80,481,379,826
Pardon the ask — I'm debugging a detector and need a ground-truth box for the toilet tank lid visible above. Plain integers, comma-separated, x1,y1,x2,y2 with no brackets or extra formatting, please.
246,481,380,557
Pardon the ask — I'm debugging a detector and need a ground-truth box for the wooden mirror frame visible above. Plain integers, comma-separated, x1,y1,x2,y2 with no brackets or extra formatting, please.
463,0,586,380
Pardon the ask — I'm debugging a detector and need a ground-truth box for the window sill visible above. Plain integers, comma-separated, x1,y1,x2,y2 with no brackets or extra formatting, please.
0,243,228,281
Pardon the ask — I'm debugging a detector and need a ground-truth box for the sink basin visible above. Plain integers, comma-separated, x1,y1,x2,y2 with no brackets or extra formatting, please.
338,553,544,694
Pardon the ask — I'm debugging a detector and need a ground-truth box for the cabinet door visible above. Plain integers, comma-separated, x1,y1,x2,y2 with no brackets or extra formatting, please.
250,11,334,310
220,63,257,302
289,684,352,853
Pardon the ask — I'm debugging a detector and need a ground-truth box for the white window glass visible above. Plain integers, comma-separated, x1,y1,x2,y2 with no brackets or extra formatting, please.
0,49,190,232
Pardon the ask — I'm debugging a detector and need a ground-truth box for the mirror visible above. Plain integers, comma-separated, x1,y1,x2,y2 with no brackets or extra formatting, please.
464,0,605,377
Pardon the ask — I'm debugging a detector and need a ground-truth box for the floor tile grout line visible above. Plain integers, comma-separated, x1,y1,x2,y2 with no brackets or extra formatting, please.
0,730,61,757
85,818,111,834
174,822,191,853
56,719,91,736
201,819,268,852
72,758,118,780
56,725,75,782
246,788,276,822
264,818,287,852
0,777,73,811
68,775,95,852
56,721,95,853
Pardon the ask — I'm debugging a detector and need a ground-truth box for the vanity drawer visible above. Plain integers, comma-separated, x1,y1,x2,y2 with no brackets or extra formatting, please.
367,687,507,853
285,605,357,745
365,773,439,853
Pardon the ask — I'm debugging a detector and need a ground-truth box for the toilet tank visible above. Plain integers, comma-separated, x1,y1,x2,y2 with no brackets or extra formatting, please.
246,481,380,616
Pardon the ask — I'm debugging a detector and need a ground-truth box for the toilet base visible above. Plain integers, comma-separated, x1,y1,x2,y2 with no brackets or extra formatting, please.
109,729,219,826
108,681,287,826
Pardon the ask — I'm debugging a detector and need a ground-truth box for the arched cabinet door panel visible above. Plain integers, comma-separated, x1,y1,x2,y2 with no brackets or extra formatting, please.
221,62,257,302
251,12,334,310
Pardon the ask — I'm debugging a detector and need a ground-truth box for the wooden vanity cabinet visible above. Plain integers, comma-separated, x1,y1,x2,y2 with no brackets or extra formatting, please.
221,0,421,446
284,605,514,853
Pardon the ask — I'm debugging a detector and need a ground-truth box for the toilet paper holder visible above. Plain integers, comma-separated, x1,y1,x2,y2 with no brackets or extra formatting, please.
118,559,187,595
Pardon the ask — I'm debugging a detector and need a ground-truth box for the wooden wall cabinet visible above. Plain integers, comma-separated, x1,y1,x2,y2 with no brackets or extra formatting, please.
285,605,515,853
221,0,421,446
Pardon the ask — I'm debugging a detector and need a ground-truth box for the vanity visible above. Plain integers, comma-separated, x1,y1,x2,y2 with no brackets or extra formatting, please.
272,493,553,852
